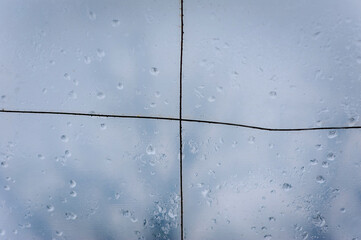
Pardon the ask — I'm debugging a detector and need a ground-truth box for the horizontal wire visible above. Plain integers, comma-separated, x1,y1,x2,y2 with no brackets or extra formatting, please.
1,109,361,132
0,109,179,121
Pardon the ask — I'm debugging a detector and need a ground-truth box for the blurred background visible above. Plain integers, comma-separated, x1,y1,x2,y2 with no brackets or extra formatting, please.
0,0,361,239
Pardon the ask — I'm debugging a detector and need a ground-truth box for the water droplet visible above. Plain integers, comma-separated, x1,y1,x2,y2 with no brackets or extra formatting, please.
340,207,346,213
64,73,71,80
155,91,161,98
96,91,105,100
131,217,138,223
208,96,216,102
0,229,5,236
115,82,124,90
100,123,107,130
315,144,322,150
68,90,77,99
84,56,91,64
309,159,318,165
168,210,177,218
217,86,223,92
269,91,277,98
64,150,71,157
4,185,10,191
115,192,120,200
312,214,326,227
327,152,335,161
65,212,77,220
282,183,292,191
150,102,156,108
55,230,63,236
316,175,325,184
313,31,321,39
111,19,120,27
1,161,8,168
146,145,156,155
42,88,47,94
269,217,276,222
96,48,105,58
70,190,77,197
47,204,55,212
248,136,255,144
322,161,329,168
328,130,337,139
150,67,159,76
120,209,130,217
264,234,272,240
348,116,359,126
88,11,96,20
69,180,76,188
302,232,309,240
60,135,68,142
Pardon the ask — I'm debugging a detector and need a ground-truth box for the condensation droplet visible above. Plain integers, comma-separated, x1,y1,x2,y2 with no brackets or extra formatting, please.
47,204,55,212
309,159,318,165
327,152,335,161
264,234,272,240
302,232,309,240
150,67,159,76
208,96,216,102
146,145,156,155
117,82,124,90
88,11,96,20
69,180,77,188
316,175,325,184
282,183,292,191
348,116,359,126
312,214,326,227
65,212,77,220
112,19,120,27
340,207,346,213
70,190,77,197
115,192,120,200
328,130,337,139
97,91,105,100
60,135,68,142
1,161,8,168
269,91,277,98
315,144,322,150
68,90,77,99
4,185,10,191
97,48,105,58
64,73,71,80
84,56,91,64
248,136,255,144
322,161,329,168
100,123,107,130
65,150,71,158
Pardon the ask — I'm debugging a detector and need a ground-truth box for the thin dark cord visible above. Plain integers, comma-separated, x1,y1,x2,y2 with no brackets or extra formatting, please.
181,118,361,131
2,109,361,132
0,109,178,122
179,0,184,239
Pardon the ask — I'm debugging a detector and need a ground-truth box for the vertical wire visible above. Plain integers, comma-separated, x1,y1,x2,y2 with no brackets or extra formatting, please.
179,0,184,239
